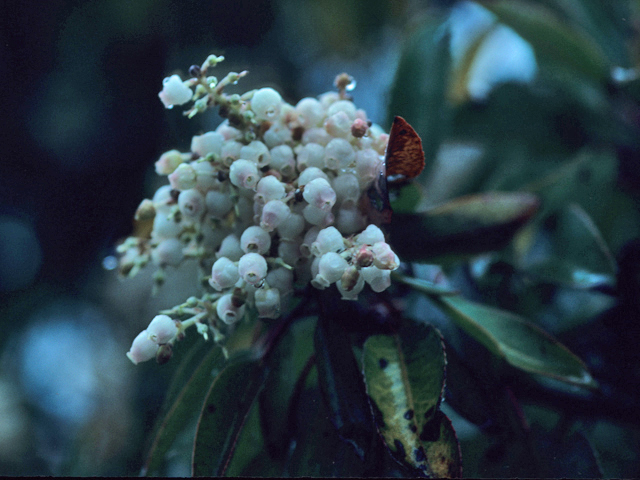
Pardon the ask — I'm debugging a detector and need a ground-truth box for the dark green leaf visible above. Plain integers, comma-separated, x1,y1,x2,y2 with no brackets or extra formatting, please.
314,291,378,462
391,192,539,262
392,271,460,296
288,383,368,477
144,346,224,476
481,0,609,81
362,322,448,475
436,295,597,388
259,316,316,459
530,204,616,289
191,359,266,476
387,15,451,171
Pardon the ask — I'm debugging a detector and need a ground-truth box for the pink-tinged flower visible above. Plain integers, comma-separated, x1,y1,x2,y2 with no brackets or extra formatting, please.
126,330,159,364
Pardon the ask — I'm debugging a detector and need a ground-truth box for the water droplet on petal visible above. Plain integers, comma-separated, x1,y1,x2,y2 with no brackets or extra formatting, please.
167,104,174,110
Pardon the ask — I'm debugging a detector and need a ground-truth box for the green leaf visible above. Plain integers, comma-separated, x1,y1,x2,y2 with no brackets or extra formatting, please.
517,203,617,290
391,192,539,262
143,346,224,476
287,383,368,477
436,295,597,388
481,0,609,81
259,316,317,459
191,359,266,477
387,14,451,171
421,411,463,479
314,296,378,461
362,322,450,476
392,271,460,296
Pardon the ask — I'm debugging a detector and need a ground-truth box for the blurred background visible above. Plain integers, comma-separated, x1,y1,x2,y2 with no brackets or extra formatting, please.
1,0,640,476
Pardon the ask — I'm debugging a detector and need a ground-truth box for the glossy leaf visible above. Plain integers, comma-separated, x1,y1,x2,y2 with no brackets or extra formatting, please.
259,316,316,459
392,271,459,296
436,295,597,388
524,204,616,289
191,359,266,477
143,346,224,476
391,192,539,262
387,14,451,171
481,0,609,81
314,294,378,461
362,322,449,475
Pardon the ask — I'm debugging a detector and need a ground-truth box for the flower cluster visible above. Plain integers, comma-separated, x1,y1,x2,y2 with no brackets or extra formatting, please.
121,56,400,364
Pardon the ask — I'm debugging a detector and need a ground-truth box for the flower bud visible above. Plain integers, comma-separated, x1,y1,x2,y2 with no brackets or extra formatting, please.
302,204,334,227
152,211,182,240
295,97,324,129
266,267,294,297
278,238,302,267
372,242,400,270
354,245,375,268
263,121,293,148
298,167,329,186
151,238,184,266
277,212,305,240
126,330,159,364
221,140,243,166
191,131,224,157
238,252,268,285
300,226,320,258
152,185,174,213
216,293,246,324
302,127,331,146
251,87,282,121
260,200,291,232
351,118,368,138
229,159,259,189
240,225,271,254
240,141,270,167
155,149,184,175
255,288,281,319
335,205,366,235
217,234,244,261
269,145,296,177
169,163,197,191
178,189,205,219
311,226,344,257
356,224,385,246
205,190,234,218
332,173,360,205
361,266,391,292
296,143,325,171
209,257,240,290
355,148,383,189
324,111,352,138
316,252,348,285
135,199,156,221
255,175,285,204
303,178,336,210
327,99,357,119
147,314,178,344
158,74,192,108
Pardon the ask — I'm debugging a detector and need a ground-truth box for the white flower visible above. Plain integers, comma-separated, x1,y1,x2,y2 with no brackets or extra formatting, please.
209,257,240,290
147,315,178,344
158,74,192,108
238,253,268,285
126,330,159,364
